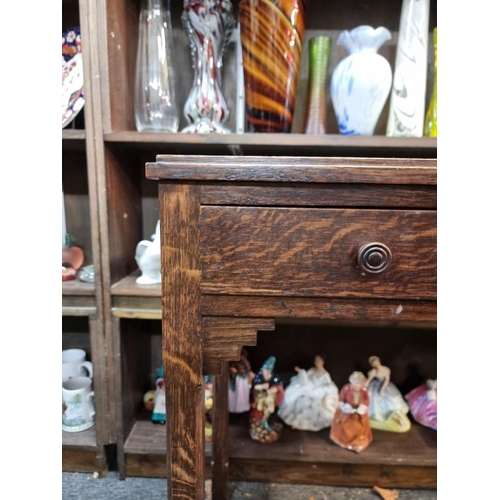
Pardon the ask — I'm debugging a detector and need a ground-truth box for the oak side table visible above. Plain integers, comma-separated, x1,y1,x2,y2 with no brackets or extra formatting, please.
146,155,437,500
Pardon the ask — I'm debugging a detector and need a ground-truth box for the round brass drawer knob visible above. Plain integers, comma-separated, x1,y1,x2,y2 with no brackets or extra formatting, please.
357,242,392,274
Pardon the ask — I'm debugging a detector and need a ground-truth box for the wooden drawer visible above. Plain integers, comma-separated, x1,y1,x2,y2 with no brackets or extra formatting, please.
200,207,436,300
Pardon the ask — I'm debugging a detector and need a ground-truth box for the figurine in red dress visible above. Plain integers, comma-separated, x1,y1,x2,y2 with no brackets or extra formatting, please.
330,371,373,453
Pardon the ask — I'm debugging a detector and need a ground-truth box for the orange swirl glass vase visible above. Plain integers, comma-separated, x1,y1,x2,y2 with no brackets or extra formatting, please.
239,0,307,133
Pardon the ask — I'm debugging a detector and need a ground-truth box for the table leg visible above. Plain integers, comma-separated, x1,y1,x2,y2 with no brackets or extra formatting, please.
212,363,229,500
160,182,204,500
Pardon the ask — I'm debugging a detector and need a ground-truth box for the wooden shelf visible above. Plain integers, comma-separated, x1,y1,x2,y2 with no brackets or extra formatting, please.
62,129,86,151
62,280,95,296
63,425,97,450
104,132,437,158
111,271,161,319
62,280,96,315
62,426,102,474
123,412,212,478
122,416,436,488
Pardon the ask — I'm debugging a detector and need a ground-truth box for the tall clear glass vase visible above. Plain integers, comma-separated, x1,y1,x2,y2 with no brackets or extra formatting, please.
134,0,179,132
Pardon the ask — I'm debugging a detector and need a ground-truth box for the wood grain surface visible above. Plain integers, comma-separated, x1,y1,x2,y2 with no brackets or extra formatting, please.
200,207,436,300
200,182,436,209
160,182,204,500
147,156,437,185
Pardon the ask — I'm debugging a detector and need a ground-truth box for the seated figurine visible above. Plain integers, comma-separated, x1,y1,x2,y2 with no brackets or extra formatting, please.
365,356,411,432
405,379,437,430
278,354,339,431
330,371,372,453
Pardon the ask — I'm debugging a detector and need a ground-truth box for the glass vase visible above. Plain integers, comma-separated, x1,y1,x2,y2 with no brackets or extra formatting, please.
424,27,437,138
134,0,179,133
303,36,331,135
330,26,392,136
239,0,307,133
181,0,236,134
386,0,430,137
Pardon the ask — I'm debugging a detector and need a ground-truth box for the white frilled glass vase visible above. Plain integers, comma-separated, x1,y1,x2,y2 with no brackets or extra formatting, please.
134,0,179,132
330,26,392,136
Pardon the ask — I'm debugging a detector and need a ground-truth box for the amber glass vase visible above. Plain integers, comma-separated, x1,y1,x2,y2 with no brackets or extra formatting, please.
239,0,307,133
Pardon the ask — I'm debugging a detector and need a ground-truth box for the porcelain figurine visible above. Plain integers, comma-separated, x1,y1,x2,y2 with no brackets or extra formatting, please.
365,356,411,432
277,354,339,431
405,379,437,430
229,348,255,413
330,25,392,135
330,371,372,453
249,356,284,443
152,365,166,424
135,220,161,285
205,375,214,442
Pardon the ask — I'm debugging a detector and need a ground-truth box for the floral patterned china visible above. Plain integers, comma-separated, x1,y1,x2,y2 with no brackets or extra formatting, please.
62,28,84,128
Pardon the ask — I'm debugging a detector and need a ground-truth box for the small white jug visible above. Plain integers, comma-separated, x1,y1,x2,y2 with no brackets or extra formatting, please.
135,220,161,284
62,377,95,432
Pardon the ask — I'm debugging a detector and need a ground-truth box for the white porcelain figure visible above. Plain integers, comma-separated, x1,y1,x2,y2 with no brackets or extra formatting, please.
330,26,392,136
365,356,411,433
277,355,339,432
386,0,430,137
135,220,161,285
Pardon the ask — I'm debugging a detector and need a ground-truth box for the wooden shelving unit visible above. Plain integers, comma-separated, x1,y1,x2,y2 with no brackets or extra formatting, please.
62,0,110,476
62,0,438,491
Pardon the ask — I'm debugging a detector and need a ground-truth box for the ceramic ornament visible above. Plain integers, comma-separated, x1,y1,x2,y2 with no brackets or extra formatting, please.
330,25,392,135
135,220,161,284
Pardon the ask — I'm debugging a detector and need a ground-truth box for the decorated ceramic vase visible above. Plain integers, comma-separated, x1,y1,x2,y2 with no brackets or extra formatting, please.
386,0,430,137
330,26,392,136
135,220,161,285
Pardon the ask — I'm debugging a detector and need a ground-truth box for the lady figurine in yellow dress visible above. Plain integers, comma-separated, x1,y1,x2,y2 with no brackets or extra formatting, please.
365,356,411,432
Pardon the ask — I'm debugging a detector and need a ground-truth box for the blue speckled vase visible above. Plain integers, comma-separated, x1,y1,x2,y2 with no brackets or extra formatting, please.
330,26,392,136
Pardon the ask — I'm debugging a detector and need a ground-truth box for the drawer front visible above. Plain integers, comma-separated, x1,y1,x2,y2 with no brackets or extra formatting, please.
200,207,436,300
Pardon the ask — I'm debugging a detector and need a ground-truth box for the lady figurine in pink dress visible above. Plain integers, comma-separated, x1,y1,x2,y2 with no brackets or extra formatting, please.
228,348,255,413
405,379,437,430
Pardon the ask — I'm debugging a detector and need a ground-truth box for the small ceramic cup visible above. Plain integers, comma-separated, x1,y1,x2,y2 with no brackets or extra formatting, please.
62,349,93,382
62,377,95,432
